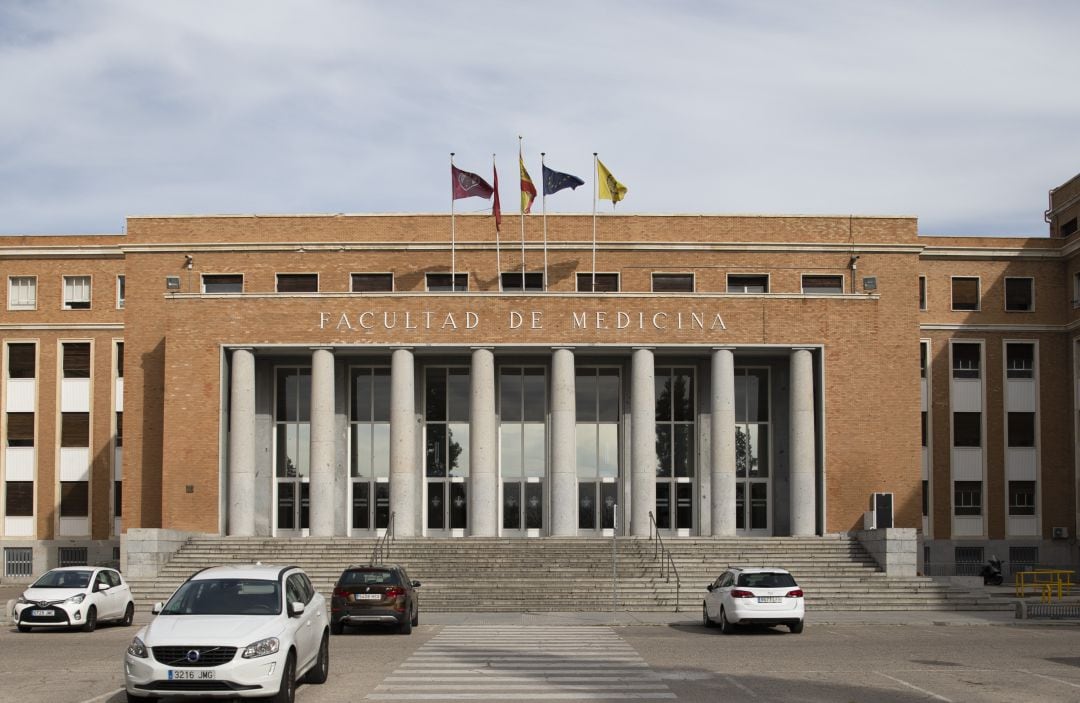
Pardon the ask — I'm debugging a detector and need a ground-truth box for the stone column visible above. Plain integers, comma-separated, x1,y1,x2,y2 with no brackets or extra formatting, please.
630,347,656,537
309,347,336,537
390,348,418,537
710,347,737,536
550,347,577,536
228,348,256,536
469,347,497,536
789,348,817,536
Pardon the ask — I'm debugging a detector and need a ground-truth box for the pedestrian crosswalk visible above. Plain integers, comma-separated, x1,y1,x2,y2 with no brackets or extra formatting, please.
365,625,676,700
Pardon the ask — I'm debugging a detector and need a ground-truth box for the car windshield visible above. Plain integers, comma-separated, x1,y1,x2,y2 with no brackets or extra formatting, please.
737,572,797,588
31,570,92,589
160,578,281,615
341,569,400,586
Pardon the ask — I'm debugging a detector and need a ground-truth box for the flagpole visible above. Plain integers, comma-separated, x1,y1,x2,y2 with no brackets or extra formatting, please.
518,136,526,288
592,152,598,293
541,152,548,292
493,153,501,282
450,152,456,286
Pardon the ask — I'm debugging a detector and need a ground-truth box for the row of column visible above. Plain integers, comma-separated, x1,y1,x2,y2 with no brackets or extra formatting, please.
227,346,818,537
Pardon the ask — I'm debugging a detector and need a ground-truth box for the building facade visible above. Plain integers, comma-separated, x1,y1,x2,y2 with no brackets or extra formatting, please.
1,183,1079,578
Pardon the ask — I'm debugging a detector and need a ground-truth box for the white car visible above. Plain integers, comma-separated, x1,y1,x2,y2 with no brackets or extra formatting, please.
13,565,135,632
703,566,805,634
124,564,329,703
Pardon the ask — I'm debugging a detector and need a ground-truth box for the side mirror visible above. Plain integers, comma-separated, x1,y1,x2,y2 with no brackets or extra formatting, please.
288,601,306,617
706,584,715,592
151,602,163,614
96,583,111,592
412,581,421,588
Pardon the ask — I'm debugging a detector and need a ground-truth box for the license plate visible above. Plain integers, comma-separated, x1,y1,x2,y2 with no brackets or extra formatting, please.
354,593,381,600
168,670,216,680
30,609,55,617
757,596,782,603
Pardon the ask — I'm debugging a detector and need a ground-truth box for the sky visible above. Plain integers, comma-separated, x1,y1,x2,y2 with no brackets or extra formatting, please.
0,0,1077,237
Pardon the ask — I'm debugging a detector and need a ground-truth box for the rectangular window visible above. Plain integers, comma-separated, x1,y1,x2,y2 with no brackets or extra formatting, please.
426,273,468,292
116,342,124,378
5,481,33,516
116,275,125,309
953,412,981,447
951,277,980,311
801,275,843,294
954,481,982,516
8,343,35,378
1008,481,1036,516
63,342,90,378
63,275,91,309
202,274,243,293
501,272,544,292
276,273,318,293
920,341,928,379
922,480,928,517
918,275,927,311
952,343,980,379
61,413,90,448
1007,412,1035,448
351,273,394,292
114,480,122,518
954,546,984,575
728,274,768,294
576,273,619,292
1063,218,1078,237
4,547,33,578
6,413,34,447
1006,343,1034,379
652,273,694,293
1009,546,1038,570
921,412,927,447
1074,272,1080,307
8,276,36,310
60,481,89,517
115,412,123,447
1005,277,1033,312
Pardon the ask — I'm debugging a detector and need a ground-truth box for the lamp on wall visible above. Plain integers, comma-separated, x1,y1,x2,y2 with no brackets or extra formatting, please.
184,255,194,270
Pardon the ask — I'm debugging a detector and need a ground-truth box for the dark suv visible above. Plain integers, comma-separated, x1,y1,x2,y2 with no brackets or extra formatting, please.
330,564,420,635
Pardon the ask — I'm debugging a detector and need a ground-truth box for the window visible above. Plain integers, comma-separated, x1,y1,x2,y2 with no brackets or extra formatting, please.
426,273,468,292
922,480,928,517
276,273,318,293
652,273,694,293
202,274,243,293
350,367,391,531
4,547,33,578
1006,343,1034,379
61,413,89,447
918,275,927,311
116,342,124,378
63,275,91,310
728,274,768,293
351,273,394,292
60,481,89,517
1009,546,1038,570
1062,217,1078,237
954,546,984,576
8,276,36,310
1008,481,1036,516
6,413,34,447
952,343,980,379
115,412,123,447
1007,412,1035,448
954,481,982,516
8,343,35,378
63,342,90,378
920,341,928,379
1074,272,1080,307
1004,277,1033,312
576,273,619,292
801,275,843,294
953,412,981,447
500,367,547,531
4,481,33,516
501,272,544,292
921,412,927,447
951,277,979,311
116,275,125,309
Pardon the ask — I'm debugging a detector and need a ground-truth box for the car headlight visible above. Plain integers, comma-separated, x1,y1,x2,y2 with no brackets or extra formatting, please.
242,637,280,659
63,594,86,606
127,636,149,658
15,596,29,605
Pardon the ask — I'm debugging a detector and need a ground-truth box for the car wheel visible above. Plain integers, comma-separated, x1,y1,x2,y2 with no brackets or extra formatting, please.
411,606,419,627
398,616,412,635
82,606,97,632
122,602,135,627
702,602,714,628
304,632,329,684
269,651,296,703
330,620,344,635
17,623,31,633
789,620,804,634
719,607,735,635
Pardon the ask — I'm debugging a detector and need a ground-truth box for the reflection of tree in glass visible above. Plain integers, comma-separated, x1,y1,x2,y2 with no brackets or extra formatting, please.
448,427,462,476
286,456,297,477
735,426,757,476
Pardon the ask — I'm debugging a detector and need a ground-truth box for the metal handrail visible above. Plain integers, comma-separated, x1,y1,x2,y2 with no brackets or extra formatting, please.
370,512,396,565
648,511,682,612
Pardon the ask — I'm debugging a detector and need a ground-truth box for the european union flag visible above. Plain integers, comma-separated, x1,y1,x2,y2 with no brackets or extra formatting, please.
542,165,585,196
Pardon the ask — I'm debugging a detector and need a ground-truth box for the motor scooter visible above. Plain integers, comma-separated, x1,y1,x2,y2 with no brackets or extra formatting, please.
981,556,1004,586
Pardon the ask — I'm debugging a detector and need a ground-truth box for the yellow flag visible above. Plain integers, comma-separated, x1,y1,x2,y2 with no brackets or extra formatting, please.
597,158,627,204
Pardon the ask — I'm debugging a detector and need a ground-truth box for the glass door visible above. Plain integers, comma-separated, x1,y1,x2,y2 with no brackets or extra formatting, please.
500,367,547,536
575,367,621,535
735,368,770,535
349,367,391,535
425,367,470,536
655,367,695,535
275,367,310,536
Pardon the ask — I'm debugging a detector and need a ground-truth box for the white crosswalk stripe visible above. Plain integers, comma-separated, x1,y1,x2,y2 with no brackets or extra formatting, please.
366,625,677,700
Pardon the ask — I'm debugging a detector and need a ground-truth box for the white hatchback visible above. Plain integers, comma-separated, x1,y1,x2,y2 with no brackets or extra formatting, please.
703,566,805,634
13,565,135,632
124,564,329,703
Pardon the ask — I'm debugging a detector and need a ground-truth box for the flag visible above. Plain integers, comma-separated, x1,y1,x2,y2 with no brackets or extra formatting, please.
596,159,627,204
492,163,502,231
451,165,494,200
520,156,537,214
542,165,585,196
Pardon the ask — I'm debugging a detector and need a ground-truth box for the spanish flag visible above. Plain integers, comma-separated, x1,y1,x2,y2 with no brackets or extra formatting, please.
597,158,627,204
520,156,537,214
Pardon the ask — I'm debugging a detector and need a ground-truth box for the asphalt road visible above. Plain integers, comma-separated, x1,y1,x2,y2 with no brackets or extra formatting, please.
3,615,1080,703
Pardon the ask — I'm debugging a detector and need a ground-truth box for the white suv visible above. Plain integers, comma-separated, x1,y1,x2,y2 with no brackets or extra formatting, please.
124,564,329,703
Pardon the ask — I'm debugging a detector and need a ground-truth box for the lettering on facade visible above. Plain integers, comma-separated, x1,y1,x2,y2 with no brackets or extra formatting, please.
320,310,727,334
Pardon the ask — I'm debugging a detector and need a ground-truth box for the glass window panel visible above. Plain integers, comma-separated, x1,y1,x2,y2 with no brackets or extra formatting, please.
426,425,447,477
351,273,394,292
598,423,619,478
299,482,309,529
575,370,596,422
425,369,447,421
374,483,390,528
352,424,372,478
427,483,445,529
6,481,34,516
525,482,543,529
655,369,672,422
372,424,390,478
1007,412,1035,448
600,483,618,529
449,423,469,477
674,425,694,477
734,374,747,424
352,370,372,422
576,424,597,477
372,369,390,421
8,343,35,378
501,424,523,477
749,369,768,422
1006,344,1034,379
276,274,318,293
63,343,90,378
277,483,295,529
202,274,243,294
114,481,122,517
655,482,671,529
652,273,694,292
523,369,546,422
1005,278,1033,311
597,370,620,422
952,277,979,310
503,482,521,529
7,413,34,447
735,425,749,478
450,483,467,529
500,370,523,422
578,482,596,529
953,412,981,447
61,413,89,448
1008,481,1036,516
673,370,694,422
523,423,546,477
750,482,768,529
448,369,470,422
676,483,693,529
60,481,89,517
735,483,745,529
352,482,370,529
655,425,672,477
752,425,769,477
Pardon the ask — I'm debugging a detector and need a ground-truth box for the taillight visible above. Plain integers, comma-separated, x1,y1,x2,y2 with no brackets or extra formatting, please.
786,589,804,598
730,589,755,598
385,587,406,599
333,587,349,600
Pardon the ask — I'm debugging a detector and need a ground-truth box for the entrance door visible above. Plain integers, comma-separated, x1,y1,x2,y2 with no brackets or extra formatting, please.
655,367,695,535
274,367,310,536
349,367,391,535
499,367,547,536
424,367,470,535
576,367,621,535
735,368,771,535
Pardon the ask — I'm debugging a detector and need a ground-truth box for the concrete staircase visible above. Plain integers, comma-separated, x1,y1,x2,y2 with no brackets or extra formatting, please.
126,535,1008,614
